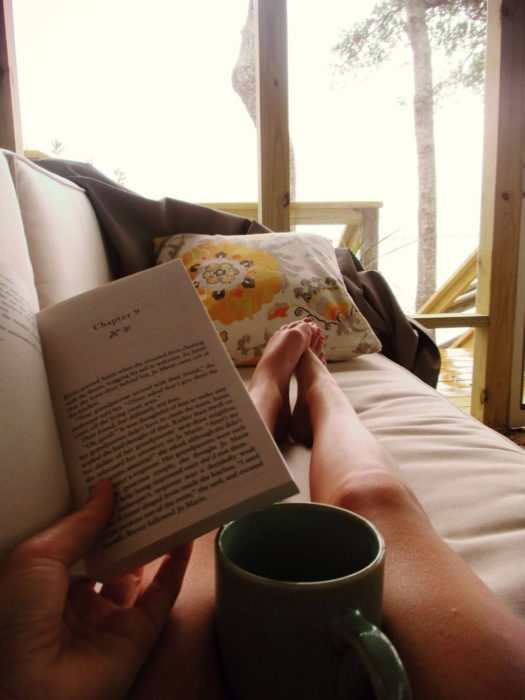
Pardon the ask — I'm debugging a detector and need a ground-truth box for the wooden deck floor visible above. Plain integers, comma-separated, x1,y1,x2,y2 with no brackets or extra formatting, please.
437,348,473,414
436,349,525,448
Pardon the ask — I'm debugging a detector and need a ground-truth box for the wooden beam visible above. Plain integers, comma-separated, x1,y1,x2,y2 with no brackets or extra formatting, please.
0,0,22,151
291,201,381,225
417,250,478,314
357,206,380,271
201,201,381,227
413,313,488,329
471,0,525,429
291,202,362,226
255,0,290,231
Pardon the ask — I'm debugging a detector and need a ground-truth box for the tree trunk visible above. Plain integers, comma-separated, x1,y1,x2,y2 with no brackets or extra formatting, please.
232,0,257,123
404,0,437,311
232,0,296,202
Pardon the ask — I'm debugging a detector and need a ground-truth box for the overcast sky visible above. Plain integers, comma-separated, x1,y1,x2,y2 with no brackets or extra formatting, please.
11,0,484,315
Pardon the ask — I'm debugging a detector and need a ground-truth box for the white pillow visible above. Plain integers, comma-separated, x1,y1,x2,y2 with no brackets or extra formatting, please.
157,232,381,366
8,154,112,308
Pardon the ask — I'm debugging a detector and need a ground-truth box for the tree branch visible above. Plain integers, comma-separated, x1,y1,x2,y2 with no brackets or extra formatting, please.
334,0,405,69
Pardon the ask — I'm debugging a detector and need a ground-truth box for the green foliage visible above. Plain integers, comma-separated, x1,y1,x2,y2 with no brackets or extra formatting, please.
334,1,405,70
430,0,486,96
113,168,127,185
334,0,486,98
50,139,64,156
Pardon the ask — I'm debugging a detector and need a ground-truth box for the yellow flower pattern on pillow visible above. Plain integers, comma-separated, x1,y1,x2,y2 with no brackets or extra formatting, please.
180,239,283,325
157,232,381,365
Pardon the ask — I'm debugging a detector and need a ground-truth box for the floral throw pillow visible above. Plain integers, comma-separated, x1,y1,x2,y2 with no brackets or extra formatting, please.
156,232,381,366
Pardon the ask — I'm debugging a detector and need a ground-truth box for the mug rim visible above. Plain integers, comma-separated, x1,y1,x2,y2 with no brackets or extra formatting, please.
216,501,385,589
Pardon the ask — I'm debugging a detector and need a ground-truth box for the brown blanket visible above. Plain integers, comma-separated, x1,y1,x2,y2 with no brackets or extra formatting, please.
34,158,440,387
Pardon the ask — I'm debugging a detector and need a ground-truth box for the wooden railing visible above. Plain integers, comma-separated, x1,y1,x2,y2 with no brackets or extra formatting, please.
412,250,488,331
411,250,485,415
200,201,383,270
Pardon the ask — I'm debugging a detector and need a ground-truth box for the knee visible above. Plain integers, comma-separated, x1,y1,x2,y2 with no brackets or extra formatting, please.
334,469,418,518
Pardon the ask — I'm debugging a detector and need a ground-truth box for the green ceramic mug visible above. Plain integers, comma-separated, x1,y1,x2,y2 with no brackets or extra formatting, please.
215,502,412,700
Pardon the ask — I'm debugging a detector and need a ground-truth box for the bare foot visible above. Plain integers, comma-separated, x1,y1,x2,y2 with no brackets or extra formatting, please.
248,319,323,441
290,347,332,446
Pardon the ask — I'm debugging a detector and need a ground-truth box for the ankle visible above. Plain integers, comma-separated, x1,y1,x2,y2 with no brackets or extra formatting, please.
251,359,288,397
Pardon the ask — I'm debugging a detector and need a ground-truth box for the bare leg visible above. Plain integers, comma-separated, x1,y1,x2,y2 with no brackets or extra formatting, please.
247,319,324,441
291,348,402,500
292,350,525,700
133,339,525,700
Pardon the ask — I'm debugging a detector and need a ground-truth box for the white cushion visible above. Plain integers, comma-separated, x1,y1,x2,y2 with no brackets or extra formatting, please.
238,353,525,620
0,151,38,310
7,153,113,308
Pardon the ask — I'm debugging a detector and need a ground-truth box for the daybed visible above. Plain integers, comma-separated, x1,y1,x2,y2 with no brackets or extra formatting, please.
1,149,525,698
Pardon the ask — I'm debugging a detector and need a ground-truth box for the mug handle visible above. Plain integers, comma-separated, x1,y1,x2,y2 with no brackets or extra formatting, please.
332,608,412,700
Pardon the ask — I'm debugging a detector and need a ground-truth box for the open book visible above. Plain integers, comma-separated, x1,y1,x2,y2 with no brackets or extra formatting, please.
0,260,297,580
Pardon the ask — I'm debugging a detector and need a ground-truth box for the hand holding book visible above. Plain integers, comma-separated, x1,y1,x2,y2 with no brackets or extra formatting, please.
0,260,297,580
0,478,193,700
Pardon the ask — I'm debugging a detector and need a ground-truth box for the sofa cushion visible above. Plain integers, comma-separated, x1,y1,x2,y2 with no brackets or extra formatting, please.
7,153,113,308
0,151,39,310
236,353,525,620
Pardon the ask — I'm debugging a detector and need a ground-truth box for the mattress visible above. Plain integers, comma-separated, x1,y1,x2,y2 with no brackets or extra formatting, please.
239,351,525,620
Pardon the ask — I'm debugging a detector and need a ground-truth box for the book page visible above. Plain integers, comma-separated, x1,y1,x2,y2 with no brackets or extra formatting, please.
37,260,297,580
0,265,73,562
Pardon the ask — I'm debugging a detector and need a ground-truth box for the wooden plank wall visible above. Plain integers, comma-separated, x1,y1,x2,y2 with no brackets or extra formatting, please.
472,0,525,429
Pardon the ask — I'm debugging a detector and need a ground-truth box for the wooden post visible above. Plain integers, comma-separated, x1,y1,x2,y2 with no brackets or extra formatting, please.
471,0,525,429
0,0,22,152
255,0,290,231
357,206,379,271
